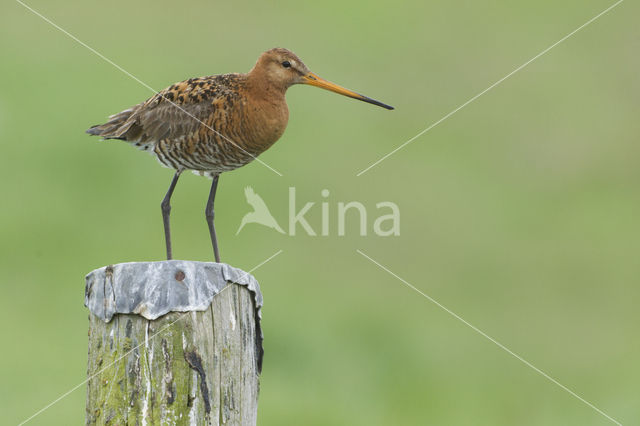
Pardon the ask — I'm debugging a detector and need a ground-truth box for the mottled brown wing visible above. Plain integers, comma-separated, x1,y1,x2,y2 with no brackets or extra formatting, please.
127,97,216,144
86,75,240,145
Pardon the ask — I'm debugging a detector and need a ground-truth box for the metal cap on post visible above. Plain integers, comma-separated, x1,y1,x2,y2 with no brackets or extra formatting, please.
84,261,263,425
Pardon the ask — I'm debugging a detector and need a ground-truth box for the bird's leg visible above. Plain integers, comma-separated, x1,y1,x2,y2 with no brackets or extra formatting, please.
161,171,181,260
205,175,221,263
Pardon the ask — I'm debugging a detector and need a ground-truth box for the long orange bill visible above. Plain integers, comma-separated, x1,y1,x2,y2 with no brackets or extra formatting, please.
302,72,394,110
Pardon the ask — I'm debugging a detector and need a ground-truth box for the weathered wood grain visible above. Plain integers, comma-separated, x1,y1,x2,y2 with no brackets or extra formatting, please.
85,262,261,425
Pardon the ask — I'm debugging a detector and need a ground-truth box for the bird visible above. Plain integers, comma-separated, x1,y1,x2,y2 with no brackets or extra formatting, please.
236,186,285,235
86,47,393,263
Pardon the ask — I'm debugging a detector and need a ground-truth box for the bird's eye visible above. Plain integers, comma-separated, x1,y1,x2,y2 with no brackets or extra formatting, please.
281,61,291,68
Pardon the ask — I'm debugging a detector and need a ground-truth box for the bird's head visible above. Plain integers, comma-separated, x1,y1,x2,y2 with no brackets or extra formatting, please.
250,47,394,110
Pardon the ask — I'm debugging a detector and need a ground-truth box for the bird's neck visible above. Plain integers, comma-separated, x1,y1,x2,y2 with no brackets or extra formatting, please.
246,69,288,106
238,69,289,154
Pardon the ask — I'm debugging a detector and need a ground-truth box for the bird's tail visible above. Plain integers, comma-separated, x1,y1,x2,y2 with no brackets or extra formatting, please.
86,106,140,140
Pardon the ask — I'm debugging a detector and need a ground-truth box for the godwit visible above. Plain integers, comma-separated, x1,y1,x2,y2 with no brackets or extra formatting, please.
86,48,393,262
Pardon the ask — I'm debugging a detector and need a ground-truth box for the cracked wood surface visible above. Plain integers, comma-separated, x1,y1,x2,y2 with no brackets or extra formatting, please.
86,281,260,425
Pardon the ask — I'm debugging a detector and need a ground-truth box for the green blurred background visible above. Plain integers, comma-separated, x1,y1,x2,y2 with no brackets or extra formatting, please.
1,0,638,424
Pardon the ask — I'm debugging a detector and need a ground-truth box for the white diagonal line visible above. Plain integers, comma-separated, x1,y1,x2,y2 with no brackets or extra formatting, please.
356,0,624,176
15,0,283,177
17,249,283,425
356,249,622,425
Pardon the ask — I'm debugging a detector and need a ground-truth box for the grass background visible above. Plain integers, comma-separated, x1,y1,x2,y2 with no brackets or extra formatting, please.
1,0,638,424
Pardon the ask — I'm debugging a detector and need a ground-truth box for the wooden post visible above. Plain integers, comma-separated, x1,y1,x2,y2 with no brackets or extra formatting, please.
84,261,263,425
